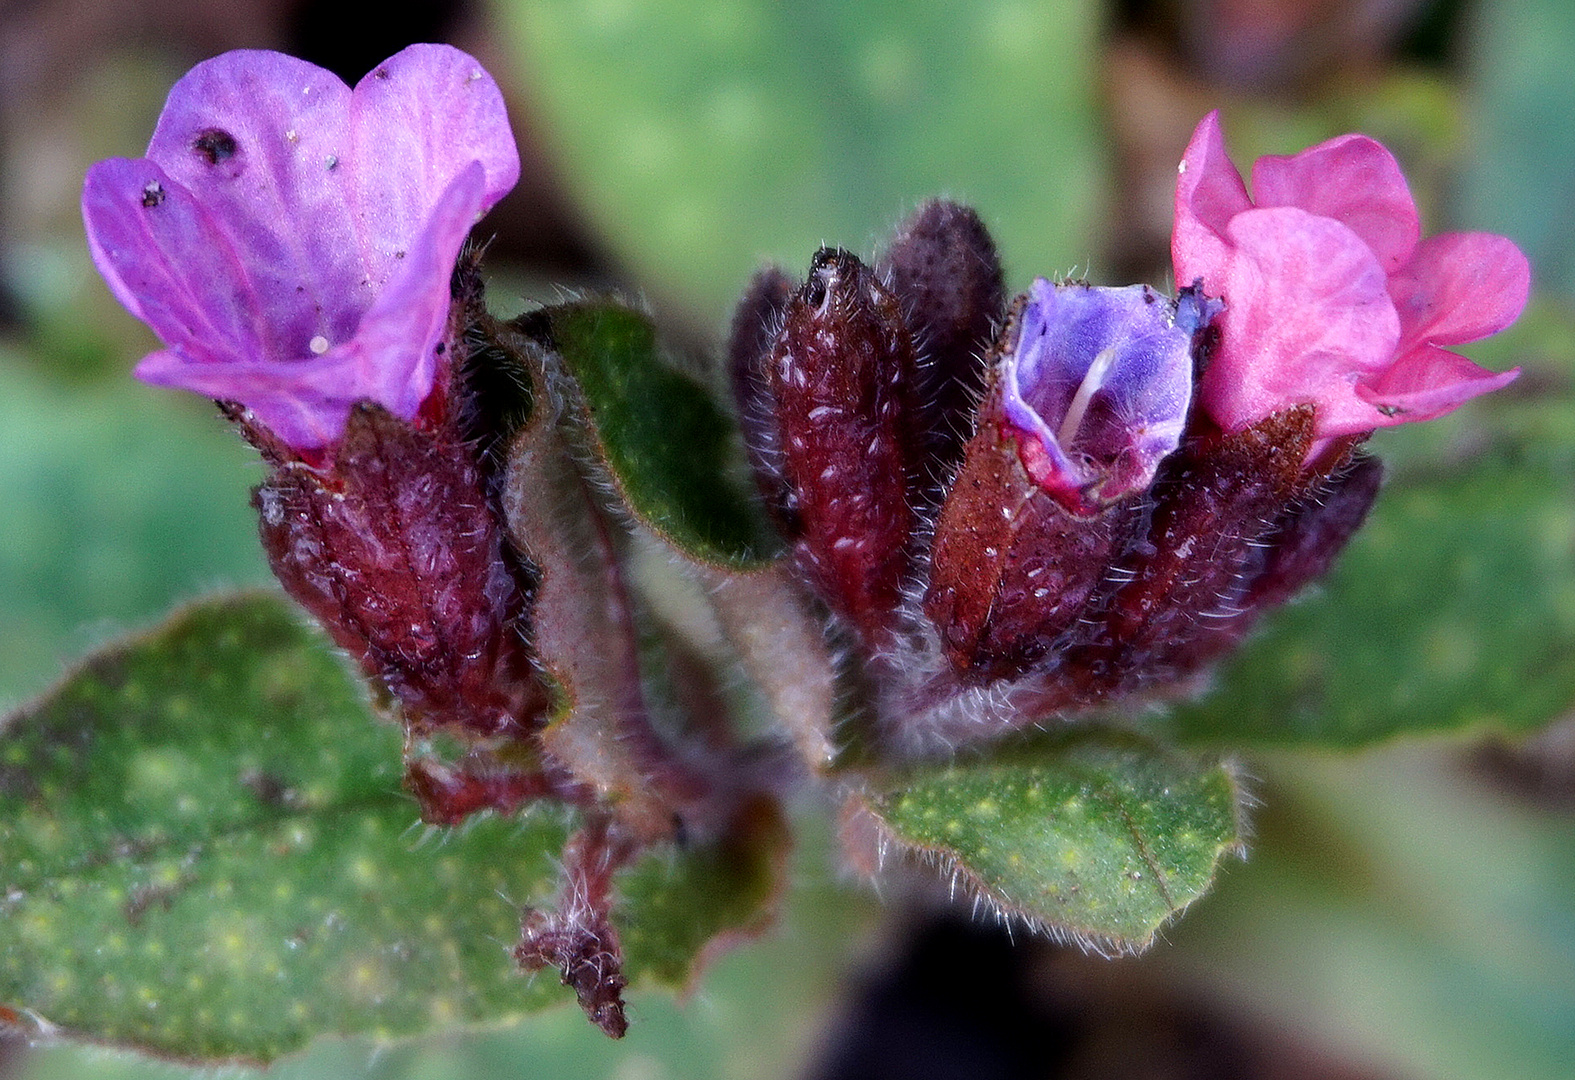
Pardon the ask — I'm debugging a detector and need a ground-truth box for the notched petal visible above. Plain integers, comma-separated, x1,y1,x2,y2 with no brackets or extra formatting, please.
1202,207,1400,439
1251,132,1420,273
1173,110,1250,286
1389,232,1532,350
83,158,266,367
1355,344,1520,424
351,43,521,263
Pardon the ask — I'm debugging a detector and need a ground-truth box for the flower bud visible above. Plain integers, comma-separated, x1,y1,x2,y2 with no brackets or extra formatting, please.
876,199,1006,484
728,265,796,525
1151,451,1384,679
1046,407,1323,704
765,248,922,646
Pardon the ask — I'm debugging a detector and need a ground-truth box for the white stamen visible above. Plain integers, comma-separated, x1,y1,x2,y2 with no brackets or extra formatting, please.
309,335,330,355
1058,346,1116,447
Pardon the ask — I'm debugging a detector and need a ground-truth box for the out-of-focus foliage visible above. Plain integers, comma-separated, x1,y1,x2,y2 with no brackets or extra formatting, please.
498,0,1104,325
0,351,268,708
1459,0,1575,303
1169,743,1575,1080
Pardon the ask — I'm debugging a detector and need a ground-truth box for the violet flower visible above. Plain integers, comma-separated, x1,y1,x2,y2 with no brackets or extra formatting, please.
1001,279,1205,515
82,45,520,449
1174,110,1528,459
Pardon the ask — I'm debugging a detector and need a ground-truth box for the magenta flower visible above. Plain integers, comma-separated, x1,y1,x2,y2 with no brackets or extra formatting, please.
1001,279,1206,515
82,45,520,449
1174,110,1528,456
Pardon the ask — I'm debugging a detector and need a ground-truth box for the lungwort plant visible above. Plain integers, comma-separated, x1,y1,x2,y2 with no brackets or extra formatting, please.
0,45,1536,1062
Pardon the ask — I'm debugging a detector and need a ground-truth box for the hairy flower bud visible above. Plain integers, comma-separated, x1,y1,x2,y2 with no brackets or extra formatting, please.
728,265,796,523
1046,407,1333,706
876,199,1006,484
253,403,540,738
764,248,922,646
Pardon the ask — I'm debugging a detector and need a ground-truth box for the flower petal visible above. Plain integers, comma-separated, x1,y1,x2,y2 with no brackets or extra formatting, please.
347,163,490,422
134,347,345,448
145,50,363,362
132,165,489,449
1390,232,1531,352
350,44,520,278
1200,206,1400,439
1355,344,1520,425
83,157,267,367
1003,280,1194,511
1252,133,1419,274
1173,110,1251,288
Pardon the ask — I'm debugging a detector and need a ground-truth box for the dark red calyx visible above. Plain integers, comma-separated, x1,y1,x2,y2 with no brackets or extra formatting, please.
254,402,540,737
767,247,923,647
876,199,1006,488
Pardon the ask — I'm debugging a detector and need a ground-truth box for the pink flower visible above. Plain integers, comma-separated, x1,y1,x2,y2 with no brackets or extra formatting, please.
1174,110,1528,456
82,45,520,449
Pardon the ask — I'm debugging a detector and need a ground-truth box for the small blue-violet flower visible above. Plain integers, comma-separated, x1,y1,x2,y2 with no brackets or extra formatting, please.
82,44,520,449
1001,279,1209,515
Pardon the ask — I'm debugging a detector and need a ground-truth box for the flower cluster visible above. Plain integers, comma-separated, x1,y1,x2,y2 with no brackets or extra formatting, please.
732,113,1526,746
84,47,1529,1033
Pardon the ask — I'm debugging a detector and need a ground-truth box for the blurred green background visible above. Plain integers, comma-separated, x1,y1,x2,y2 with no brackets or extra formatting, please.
2,0,1573,1077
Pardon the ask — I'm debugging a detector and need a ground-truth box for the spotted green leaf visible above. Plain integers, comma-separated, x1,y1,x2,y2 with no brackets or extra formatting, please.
858,735,1242,950
542,302,780,567
0,593,784,1063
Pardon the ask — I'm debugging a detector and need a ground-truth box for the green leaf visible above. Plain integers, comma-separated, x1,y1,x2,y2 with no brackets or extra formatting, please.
498,0,1103,325
617,799,789,986
544,302,780,567
0,593,786,1062
1158,368,1575,749
857,735,1243,950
